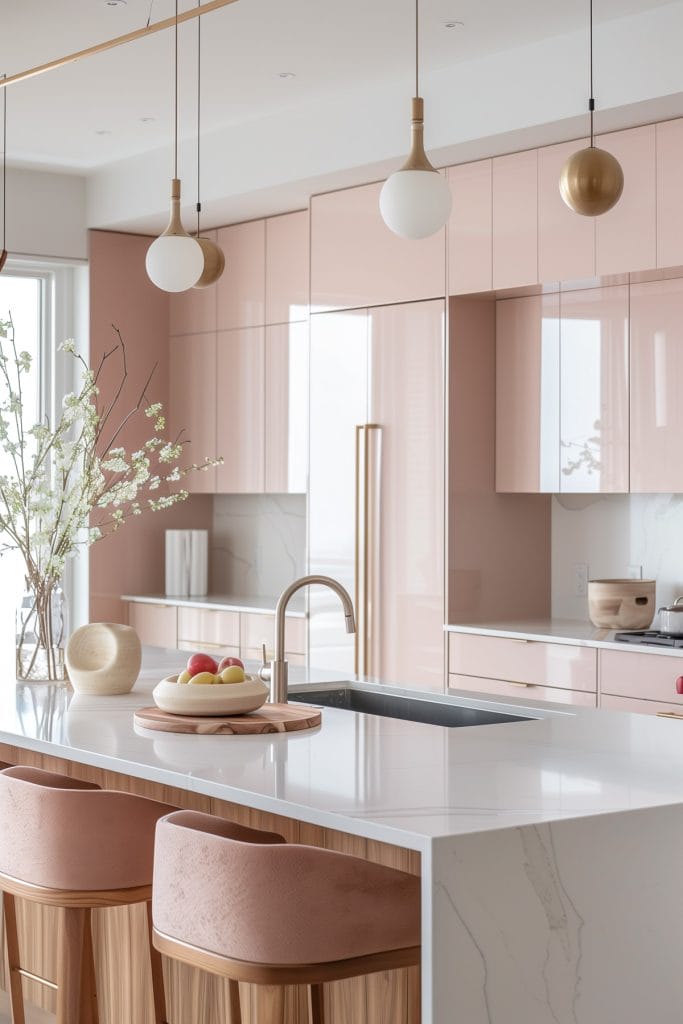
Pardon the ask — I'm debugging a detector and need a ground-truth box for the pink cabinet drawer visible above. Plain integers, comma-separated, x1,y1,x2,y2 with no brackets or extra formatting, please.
449,633,597,691
601,694,683,719
449,673,596,707
127,603,177,649
240,613,307,657
177,607,240,648
599,649,683,704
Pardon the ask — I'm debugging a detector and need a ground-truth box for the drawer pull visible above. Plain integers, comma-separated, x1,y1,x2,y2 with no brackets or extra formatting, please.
509,638,531,644
656,711,683,720
507,680,532,688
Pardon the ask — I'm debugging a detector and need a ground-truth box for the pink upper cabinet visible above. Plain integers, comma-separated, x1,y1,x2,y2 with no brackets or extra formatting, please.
216,220,266,330
169,229,218,336
216,327,266,494
492,149,538,290
538,140,595,284
447,160,492,295
630,277,683,492
169,333,217,493
496,293,560,493
656,119,683,269
264,322,308,494
595,125,656,276
559,286,629,493
265,210,309,325
310,180,446,312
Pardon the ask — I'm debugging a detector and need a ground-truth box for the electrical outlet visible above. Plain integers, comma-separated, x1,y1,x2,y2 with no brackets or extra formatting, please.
574,563,589,597
628,564,643,580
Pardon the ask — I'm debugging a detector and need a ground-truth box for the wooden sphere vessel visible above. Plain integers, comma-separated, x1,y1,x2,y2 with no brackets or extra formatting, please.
193,236,225,288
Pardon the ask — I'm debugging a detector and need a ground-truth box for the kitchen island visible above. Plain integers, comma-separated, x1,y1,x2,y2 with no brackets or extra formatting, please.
2,647,683,1023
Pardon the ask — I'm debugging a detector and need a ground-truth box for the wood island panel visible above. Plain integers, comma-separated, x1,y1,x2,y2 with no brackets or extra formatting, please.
0,743,420,1024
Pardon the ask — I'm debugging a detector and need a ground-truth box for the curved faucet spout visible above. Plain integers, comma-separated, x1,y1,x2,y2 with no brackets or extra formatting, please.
261,575,356,704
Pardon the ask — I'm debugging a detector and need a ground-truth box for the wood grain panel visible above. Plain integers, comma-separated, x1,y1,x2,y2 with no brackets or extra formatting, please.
0,744,420,1024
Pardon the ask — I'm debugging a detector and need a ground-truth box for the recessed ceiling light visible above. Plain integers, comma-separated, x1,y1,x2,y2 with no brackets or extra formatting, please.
105,1,127,7
444,20,464,29
139,116,156,124
94,129,112,135
276,72,296,79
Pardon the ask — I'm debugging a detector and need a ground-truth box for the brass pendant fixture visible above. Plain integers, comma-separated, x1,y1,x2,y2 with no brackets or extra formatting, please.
559,0,623,217
193,1,225,289
0,74,7,273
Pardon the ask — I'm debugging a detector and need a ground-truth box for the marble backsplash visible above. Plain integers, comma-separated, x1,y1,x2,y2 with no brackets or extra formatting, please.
211,494,307,598
552,492,683,620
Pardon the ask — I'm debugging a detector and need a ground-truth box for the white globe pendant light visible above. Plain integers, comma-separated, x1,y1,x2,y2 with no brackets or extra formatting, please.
146,0,202,292
380,0,452,239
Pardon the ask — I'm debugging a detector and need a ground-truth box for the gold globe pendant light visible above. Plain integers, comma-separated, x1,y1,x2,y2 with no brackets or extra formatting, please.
379,0,452,239
0,75,8,273
560,0,623,217
193,1,224,288
146,1,203,292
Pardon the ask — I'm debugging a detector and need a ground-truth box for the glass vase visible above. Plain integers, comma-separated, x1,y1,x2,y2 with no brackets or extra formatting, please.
15,582,69,683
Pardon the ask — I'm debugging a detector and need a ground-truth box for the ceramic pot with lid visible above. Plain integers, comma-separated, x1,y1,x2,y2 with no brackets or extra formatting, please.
658,597,683,636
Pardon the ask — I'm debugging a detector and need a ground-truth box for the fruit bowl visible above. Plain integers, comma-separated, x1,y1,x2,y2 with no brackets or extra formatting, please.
152,674,269,717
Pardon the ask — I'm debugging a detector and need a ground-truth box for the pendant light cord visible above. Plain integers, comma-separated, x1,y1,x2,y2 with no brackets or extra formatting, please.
173,0,178,178
414,0,419,97
588,0,595,147
196,0,201,236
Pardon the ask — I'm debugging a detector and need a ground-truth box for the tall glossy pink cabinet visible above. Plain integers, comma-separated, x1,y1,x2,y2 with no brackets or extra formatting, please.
309,301,445,690
630,277,683,492
447,159,492,295
595,125,656,276
537,140,595,282
492,149,538,290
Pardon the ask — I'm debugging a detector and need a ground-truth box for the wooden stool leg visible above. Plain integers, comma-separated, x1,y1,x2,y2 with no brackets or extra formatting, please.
56,908,85,1024
79,908,99,1024
3,892,26,1024
308,983,325,1024
146,901,168,1024
228,979,242,1024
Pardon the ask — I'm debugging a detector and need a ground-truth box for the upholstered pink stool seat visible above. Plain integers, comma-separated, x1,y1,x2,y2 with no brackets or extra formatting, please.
0,765,175,1024
152,810,421,1024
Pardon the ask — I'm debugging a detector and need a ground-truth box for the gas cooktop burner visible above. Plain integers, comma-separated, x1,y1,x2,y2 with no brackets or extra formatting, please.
614,630,683,647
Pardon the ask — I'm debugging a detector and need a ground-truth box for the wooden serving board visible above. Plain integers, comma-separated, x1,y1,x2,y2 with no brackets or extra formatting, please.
134,703,321,735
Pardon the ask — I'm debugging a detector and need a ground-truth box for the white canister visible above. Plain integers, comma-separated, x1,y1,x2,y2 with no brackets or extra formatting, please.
165,530,208,597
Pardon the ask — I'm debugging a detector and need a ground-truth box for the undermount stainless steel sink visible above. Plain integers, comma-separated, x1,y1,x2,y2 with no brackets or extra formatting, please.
289,686,533,729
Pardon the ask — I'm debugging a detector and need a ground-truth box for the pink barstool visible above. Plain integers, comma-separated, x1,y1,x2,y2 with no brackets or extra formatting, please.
152,810,421,1024
0,765,176,1024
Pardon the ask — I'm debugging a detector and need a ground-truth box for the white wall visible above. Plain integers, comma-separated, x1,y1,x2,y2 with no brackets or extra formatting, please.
6,167,87,261
552,493,683,622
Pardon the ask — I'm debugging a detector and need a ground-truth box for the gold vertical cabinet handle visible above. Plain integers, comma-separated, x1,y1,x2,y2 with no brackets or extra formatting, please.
656,711,683,720
509,638,532,644
354,426,364,677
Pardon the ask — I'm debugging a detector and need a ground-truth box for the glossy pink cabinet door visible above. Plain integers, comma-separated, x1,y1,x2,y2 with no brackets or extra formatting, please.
559,286,629,493
265,210,309,325
656,119,683,268
216,327,265,493
496,293,560,492
264,322,308,494
492,149,538,290
169,333,217,493
630,277,683,492
538,139,595,283
368,300,445,691
169,229,218,336
595,125,656,276
216,220,266,330
600,649,683,704
447,160,492,295
448,633,597,691
310,181,445,312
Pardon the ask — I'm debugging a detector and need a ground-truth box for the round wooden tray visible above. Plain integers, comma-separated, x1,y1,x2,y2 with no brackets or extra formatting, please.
134,702,321,735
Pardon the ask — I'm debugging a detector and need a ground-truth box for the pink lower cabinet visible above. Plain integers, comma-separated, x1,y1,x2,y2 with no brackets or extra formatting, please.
595,125,656,276
169,333,217,493
538,139,595,283
177,607,240,656
449,674,597,708
216,327,265,493
449,633,597,695
126,602,178,648
240,612,307,663
600,649,683,708
630,277,683,492
492,149,538,290
447,159,492,295
601,694,683,719
495,293,560,492
559,286,629,492
264,322,308,493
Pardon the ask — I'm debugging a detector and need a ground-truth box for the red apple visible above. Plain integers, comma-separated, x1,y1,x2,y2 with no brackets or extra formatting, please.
218,655,244,672
186,652,218,676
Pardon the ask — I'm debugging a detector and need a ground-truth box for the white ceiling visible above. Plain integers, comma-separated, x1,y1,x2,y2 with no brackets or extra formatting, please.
0,0,677,173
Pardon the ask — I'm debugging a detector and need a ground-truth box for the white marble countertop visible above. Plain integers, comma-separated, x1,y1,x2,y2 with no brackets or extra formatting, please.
121,593,307,617
445,618,683,657
5,647,683,852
